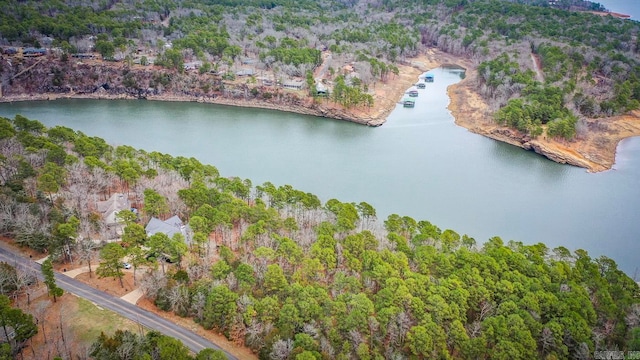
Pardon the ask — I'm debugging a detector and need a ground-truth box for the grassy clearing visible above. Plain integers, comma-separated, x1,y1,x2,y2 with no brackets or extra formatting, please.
68,296,144,344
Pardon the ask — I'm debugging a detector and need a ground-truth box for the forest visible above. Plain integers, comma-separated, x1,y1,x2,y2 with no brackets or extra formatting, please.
1,114,639,359
1,0,640,136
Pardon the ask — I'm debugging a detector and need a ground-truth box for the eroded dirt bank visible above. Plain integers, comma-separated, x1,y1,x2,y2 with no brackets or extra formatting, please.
447,67,640,172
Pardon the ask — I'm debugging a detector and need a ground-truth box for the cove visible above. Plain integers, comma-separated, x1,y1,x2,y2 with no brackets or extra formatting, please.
1,68,639,275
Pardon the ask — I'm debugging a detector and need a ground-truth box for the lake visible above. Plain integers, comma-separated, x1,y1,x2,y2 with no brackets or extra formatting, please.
1,68,639,276
597,0,640,20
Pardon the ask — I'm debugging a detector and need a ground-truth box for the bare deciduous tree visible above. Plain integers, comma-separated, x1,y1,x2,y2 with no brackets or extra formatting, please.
270,339,293,360
139,270,167,299
190,290,206,322
33,299,51,344
76,237,98,278
167,284,190,315
246,322,267,350
319,336,335,358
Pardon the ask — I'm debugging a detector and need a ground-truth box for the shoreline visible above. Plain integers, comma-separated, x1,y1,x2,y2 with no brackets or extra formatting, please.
0,92,385,126
0,49,450,127
446,67,640,173
2,49,639,172
587,10,631,19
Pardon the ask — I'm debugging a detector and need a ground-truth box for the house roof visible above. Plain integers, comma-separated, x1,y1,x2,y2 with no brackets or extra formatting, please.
236,68,255,76
0,326,15,341
282,79,304,88
146,216,184,238
97,193,129,213
97,193,131,224
183,61,203,70
164,215,184,228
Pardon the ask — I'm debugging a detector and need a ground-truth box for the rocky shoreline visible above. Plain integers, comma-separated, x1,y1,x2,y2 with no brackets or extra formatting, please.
0,91,387,126
446,67,640,173
2,49,639,172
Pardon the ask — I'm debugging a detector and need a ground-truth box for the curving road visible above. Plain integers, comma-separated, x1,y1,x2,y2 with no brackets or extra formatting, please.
0,247,237,359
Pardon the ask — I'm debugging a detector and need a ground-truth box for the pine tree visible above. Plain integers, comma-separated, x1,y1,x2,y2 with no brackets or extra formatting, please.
41,258,63,302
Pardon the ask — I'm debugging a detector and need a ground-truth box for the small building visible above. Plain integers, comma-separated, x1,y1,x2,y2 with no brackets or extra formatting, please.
134,55,155,65
316,82,328,96
39,36,55,47
183,61,203,71
259,77,274,86
23,47,47,57
236,68,255,76
97,193,131,226
282,79,305,90
345,72,361,86
0,326,16,342
403,97,415,108
72,53,96,59
112,52,126,62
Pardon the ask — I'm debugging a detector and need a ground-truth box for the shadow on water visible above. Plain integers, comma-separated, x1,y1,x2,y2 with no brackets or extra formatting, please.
490,140,571,179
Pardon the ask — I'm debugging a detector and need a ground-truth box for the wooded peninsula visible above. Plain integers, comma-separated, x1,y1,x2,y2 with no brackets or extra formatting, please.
1,0,640,171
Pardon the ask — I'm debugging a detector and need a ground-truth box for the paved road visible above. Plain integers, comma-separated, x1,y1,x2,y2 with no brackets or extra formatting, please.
0,247,237,359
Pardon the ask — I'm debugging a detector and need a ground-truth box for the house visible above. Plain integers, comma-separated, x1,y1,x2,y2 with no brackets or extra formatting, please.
282,79,305,90
22,48,46,57
236,68,255,76
0,326,15,342
183,61,203,71
345,72,361,86
146,215,190,241
259,77,274,86
39,36,54,47
71,53,96,59
97,193,131,226
316,82,328,96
